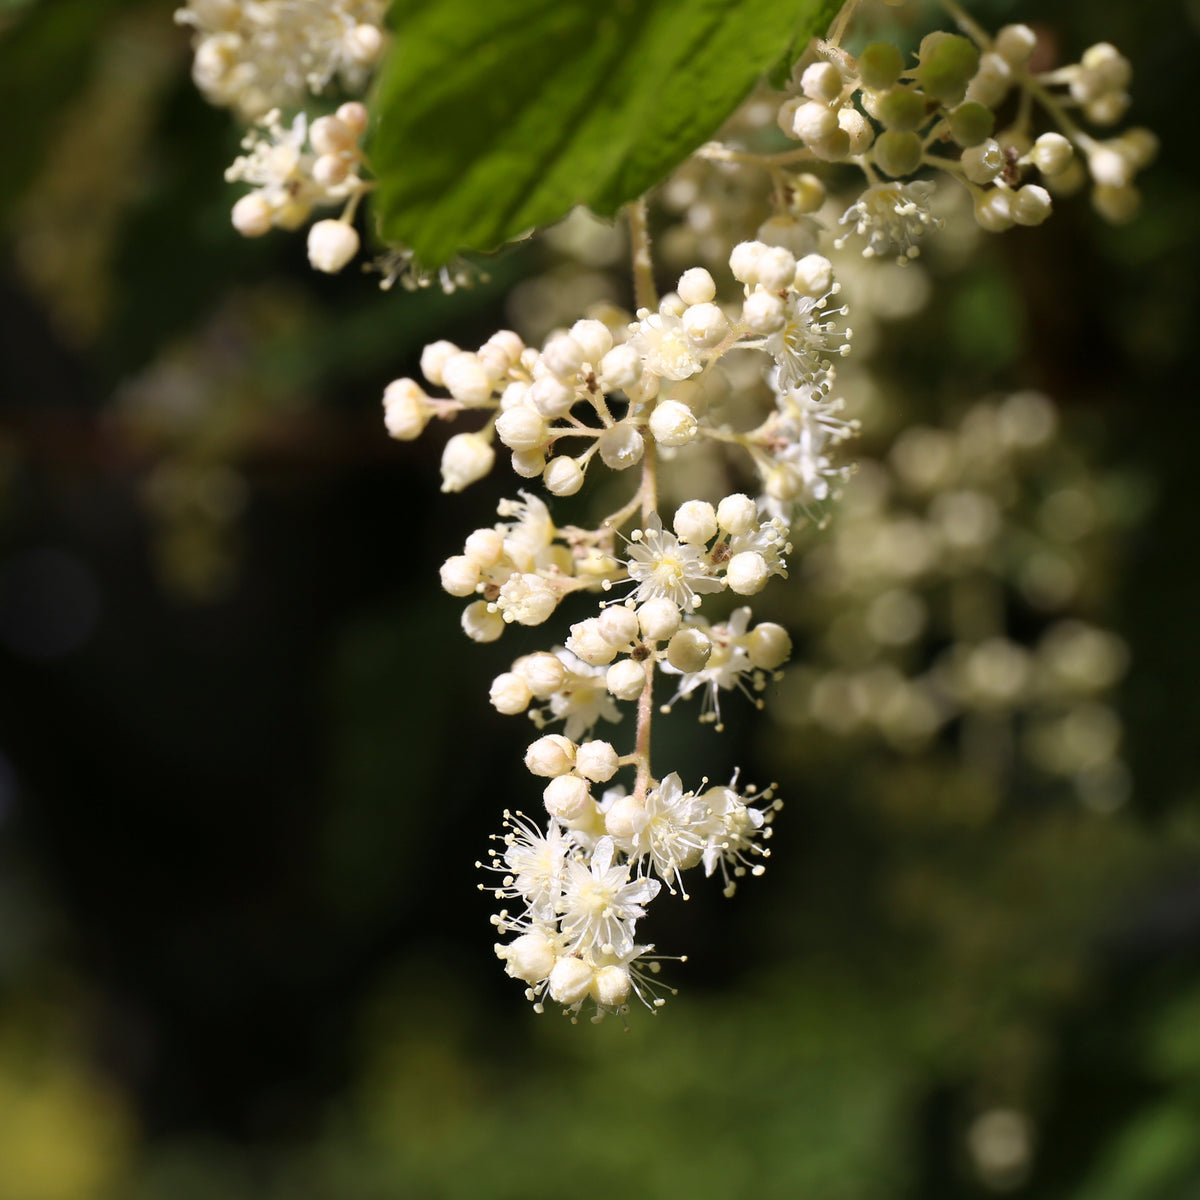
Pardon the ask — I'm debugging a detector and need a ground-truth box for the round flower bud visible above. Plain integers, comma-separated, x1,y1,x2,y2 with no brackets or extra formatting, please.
726,551,770,595
497,573,558,626
336,101,369,134
477,343,511,382
599,344,642,391
948,101,995,148
306,220,359,273
794,253,834,298
231,192,274,237
671,499,718,547
789,172,826,214
490,671,532,714
543,455,585,497
873,130,923,178
800,61,843,104
605,794,645,842
681,302,729,349
792,100,839,146
543,773,591,821
974,189,1014,232
514,651,567,698
1012,184,1052,226
528,374,575,419
309,115,356,156
499,931,555,984
495,406,547,452
1030,132,1074,176
756,245,798,291
382,377,433,440
965,51,1013,108
569,319,613,364
440,432,495,492
1116,128,1159,170
597,423,645,471
637,596,682,641
741,289,786,335
420,340,458,387
442,352,493,404
729,240,768,286
312,153,350,188
463,600,504,643
439,555,480,597
716,493,758,536
525,734,576,777
567,618,618,666
916,32,980,107
839,107,875,155
677,267,716,306
747,621,793,670
874,87,926,132
649,399,698,447
994,23,1036,66
606,658,648,701
548,955,593,1006
597,605,640,648
857,40,904,90
961,139,1004,185
542,333,585,379
348,22,384,63
667,627,713,673
592,964,631,1007
512,449,546,478
463,527,504,569
575,740,619,783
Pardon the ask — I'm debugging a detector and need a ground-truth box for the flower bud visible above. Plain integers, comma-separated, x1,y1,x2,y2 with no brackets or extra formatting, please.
499,931,555,983
548,955,593,1005
567,618,618,666
649,399,698,447
543,774,591,821
306,220,359,273
231,192,273,237
599,344,642,391
1012,184,1052,226
673,499,718,545
462,600,504,643
513,651,567,698
606,658,647,701
525,734,576,777
667,627,713,673
495,406,547,451
543,456,585,496
420,340,458,387
716,493,758,535
747,622,793,669
442,352,493,404
440,432,495,492
597,423,644,471
681,302,729,349
857,41,905,91
575,740,619,783
637,596,681,641
873,130,923,178
597,605,640,648
741,290,786,335
382,378,433,440
569,319,613,363
726,551,769,595
677,267,716,306
490,671,532,714
542,333,585,379
439,555,480,597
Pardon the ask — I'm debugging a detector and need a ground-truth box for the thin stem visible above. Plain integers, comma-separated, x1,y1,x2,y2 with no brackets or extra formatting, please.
632,654,655,803
627,198,658,312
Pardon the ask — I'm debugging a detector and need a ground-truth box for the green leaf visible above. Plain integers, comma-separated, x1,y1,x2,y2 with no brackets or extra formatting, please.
371,0,842,266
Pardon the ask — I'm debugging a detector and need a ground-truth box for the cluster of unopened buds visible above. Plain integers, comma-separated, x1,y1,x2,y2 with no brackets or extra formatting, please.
705,4,1157,268
383,239,856,1019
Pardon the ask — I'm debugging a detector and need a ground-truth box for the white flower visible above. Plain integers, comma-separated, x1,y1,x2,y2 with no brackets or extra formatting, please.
481,811,572,923
558,836,660,956
695,778,779,897
532,650,623,742
625,515,724,612
660,608,758,728
763,290,851,390
622,773,707,895
629,308,705,381
835,181,941,265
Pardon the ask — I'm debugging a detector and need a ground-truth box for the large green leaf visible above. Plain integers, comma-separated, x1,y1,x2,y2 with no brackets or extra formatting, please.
371,0,842,266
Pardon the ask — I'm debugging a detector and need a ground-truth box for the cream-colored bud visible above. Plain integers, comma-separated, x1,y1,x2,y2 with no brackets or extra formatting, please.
637,596,681,641
747,622,793,669
794,253,834,297
667,627,713,673
681,302,729,349
741,290,786,335
513,651,568,698
525,734,576,777
567,618,618,666
489,671,532,714
497,574,558,626
420,340,458,387
994,24,1036,66
231,192,274,238
974,189,1015,233
592,964,631,1007
499,930,555,984
528,374,574,419
1012,184,1052,226
495,406,547,452
756,246,798,291
729,240,768,286
962,139,1004,185
801,61,843,104
439,555,480,597
677,267,716,306
382,378,432,440
512,449,546,478
599,344,642,391
575,740,619,783
597,605,640,648
726,551,769,595
548,955,593,1005
789,172,826,214
569,319,613,364
307,220,359,273
649,399,698,447
440,432,494,492
336,101,369,134
462,600,504,643
543,455,585,496
442,352,493,404
463,527,504,570
716,493,758,535
793,100,839,146
542,333,585,379
597,423,645,471
606,658,647,701
1030,132,1074,176
673,499,718,546
543,774,591,821
605,794,645,842
309,115,356,156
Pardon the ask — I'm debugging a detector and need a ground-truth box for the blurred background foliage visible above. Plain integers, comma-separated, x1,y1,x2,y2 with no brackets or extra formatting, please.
0,0,1198,1198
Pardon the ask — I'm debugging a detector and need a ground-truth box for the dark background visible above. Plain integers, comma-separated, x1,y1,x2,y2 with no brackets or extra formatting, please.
0,1,1197,1197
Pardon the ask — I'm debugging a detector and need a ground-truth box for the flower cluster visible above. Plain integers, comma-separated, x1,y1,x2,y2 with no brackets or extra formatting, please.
175,0,386,119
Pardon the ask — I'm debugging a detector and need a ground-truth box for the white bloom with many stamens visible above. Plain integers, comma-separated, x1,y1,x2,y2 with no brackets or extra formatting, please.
558,836,660,956
835,181,941,264
625,515,724,612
